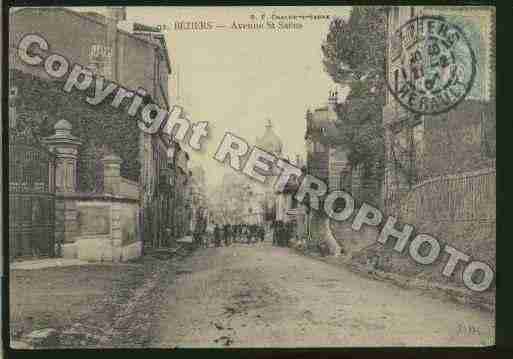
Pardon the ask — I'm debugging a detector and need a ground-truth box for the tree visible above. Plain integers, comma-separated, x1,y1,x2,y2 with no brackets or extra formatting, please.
12,69,142,192
321,7,388,199
322,7,387,87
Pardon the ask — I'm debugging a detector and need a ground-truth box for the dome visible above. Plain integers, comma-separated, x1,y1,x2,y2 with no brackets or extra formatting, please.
54,119,72,131
256,119,283,156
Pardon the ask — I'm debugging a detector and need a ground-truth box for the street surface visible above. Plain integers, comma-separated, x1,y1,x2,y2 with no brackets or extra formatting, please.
151,241,494,347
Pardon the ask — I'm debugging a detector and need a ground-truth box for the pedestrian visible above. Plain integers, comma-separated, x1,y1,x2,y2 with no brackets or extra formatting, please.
233,224,238,243
285,222,292,247
253,225,259,243
277,221,284,247
248,224,254,244
200,221,208,248
193,229,200,249
273,221,278,246
223,224,231,247
245,225,251,244
259,225,265,242
214,224,221,247
272,221,277,246
231,223,237,244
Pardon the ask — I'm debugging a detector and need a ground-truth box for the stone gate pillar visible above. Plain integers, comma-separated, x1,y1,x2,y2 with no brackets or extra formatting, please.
102,154,122,195
44,119,81,258
101,154,123,262
44,119,82,193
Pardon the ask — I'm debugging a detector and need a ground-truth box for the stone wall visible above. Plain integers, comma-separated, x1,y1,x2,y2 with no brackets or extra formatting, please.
45,121,143,262
352,167,496,294
399,167,496,274
62,196,141,262
120,178,139,200
421,101,495,181
58,191,142,262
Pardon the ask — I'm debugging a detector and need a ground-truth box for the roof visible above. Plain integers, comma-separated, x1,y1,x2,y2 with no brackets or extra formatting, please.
256,121,283,155
156,35,172,75
132,27,172,75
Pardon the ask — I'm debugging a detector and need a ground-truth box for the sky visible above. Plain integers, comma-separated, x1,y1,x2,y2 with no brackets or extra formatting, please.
75,6,351,186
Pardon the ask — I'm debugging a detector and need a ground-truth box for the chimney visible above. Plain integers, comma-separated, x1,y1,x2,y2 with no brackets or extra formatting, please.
104,7,126,82
328,90,338,106
107,7,126,22
328,90,338,121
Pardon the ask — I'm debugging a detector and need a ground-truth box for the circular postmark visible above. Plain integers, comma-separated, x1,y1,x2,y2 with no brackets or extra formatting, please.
387,16,477,115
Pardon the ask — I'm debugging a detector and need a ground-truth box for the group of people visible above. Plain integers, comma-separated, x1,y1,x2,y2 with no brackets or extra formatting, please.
212,223,266,247
271,220,295,247
192,220,296,249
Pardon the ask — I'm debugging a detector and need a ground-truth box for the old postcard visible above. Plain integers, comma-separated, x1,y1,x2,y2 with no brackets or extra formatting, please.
7,5,495,349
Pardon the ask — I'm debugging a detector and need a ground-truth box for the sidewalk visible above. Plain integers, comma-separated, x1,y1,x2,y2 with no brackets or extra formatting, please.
10,258,90,271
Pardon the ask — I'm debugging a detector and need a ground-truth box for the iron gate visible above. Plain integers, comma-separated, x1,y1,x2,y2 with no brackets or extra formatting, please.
9,134,56,260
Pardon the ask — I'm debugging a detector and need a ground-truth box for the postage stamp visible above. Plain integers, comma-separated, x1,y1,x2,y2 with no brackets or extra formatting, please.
388,15,477,115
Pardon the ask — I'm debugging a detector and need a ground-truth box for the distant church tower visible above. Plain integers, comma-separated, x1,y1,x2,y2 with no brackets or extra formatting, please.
256,119,283,157
327,89,338,120
245,119,285,226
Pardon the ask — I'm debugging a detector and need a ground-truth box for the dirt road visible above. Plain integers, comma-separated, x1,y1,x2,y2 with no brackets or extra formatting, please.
150,242,494,347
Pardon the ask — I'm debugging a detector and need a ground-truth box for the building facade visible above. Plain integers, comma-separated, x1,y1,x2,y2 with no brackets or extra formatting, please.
8,7,193,259
274,156,308,240
383,6,495,214
304,90,384,254
254,120,284,227
381,6,496,282
190,166,209,234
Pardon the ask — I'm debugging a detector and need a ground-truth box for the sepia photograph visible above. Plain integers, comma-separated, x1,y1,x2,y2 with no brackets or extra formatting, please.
5,4,496,350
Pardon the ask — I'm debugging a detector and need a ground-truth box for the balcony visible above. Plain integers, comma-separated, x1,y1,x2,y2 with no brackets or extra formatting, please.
402,17,424,50
390,17,424,62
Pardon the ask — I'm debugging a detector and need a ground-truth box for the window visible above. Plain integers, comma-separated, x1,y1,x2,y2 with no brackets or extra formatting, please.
9,86,18,100
393,7,399,30
394,69,399,95
88,45,113,78
412,122,424,173
9,86,18,127
410,7,415,18
480,111,496,158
